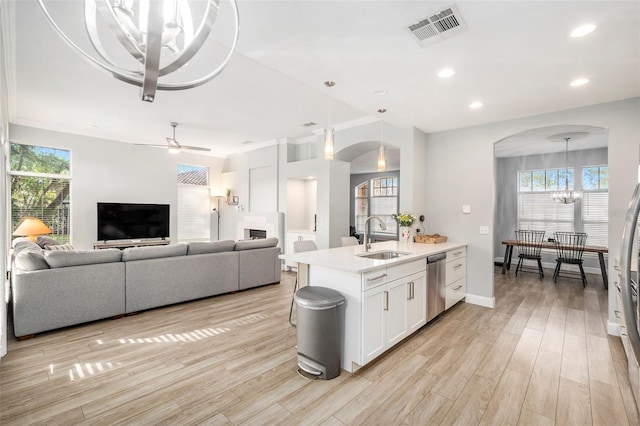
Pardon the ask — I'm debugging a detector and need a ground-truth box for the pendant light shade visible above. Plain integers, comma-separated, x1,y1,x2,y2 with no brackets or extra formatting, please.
377,108,387,171
323,80,336,160
324,127,335,159
377,144,386,171
550,136,583,204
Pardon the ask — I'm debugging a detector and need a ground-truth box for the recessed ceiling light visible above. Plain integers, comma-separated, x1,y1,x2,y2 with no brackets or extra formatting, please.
438,68,455,78
469,101,483,109
570,24,596,38
372,89,388,96
570,78,589,87
302,122,317,127
241,140,253,145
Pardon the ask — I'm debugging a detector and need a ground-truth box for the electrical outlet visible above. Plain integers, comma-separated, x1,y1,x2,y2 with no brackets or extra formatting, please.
479,226,489,235
416,228,421,234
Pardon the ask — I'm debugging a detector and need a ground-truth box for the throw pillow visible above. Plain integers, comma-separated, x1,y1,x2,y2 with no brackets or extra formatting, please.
35,235,62,249
15,248,50,271
12,238,40,255
45,243,75,251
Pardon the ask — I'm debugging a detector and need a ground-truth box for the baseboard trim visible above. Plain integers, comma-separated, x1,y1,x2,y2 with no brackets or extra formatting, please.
608,320,621,336
465,294,495,309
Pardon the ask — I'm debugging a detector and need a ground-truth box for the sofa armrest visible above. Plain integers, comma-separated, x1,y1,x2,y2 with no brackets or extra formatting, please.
238,247,281,290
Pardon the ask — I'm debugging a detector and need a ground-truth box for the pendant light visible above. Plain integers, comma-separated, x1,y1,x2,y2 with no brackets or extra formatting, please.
323,81,335,159
550,136,583,204
377,108,387,171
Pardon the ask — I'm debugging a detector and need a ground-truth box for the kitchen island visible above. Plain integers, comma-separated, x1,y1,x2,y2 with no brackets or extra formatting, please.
280,240,467,373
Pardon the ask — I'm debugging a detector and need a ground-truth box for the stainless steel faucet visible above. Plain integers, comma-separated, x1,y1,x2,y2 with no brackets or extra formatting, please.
363,216,387,252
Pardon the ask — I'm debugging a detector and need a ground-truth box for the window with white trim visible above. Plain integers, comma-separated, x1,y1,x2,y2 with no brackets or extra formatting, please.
9,143,71,242
581,165,608,247
354,176,398,237
177,164,210,242
517,165,608,247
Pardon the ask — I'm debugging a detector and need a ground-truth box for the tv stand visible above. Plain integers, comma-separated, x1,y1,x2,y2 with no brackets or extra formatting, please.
93,239,170,250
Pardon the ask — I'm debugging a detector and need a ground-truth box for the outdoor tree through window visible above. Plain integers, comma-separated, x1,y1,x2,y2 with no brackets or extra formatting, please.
9,143,71,242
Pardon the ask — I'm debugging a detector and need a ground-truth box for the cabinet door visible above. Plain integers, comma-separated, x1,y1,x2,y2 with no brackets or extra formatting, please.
386,278,409,347
362,285,386,364
407,272,427,333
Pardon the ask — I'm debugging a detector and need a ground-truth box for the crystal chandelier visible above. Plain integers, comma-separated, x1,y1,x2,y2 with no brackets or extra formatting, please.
550,136,583,204
37,0,239,102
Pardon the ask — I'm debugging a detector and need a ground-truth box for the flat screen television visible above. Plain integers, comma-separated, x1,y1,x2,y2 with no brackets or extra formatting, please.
97,202,169,241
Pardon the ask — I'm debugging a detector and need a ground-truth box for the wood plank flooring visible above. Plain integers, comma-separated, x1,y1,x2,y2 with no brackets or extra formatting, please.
1,267,638,425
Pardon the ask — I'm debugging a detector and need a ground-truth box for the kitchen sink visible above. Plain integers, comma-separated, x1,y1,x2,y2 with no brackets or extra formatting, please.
357,250,410,260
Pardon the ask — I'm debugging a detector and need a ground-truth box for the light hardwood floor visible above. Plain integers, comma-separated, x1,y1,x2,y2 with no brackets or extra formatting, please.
1,267,639,425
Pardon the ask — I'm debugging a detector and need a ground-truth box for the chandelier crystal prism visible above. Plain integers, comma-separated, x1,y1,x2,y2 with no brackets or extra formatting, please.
37,0,240,102
550,136,583,204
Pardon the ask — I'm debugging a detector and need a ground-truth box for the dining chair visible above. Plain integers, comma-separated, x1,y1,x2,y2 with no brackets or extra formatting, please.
553,232,588,287
288,240,318,327
514,229,546,279
341,236,359,246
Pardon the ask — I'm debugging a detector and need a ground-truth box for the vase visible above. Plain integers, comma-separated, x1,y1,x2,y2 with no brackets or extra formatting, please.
400,226,411,242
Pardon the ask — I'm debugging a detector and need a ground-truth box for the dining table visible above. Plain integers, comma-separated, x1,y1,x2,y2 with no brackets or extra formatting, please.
501,239,608,289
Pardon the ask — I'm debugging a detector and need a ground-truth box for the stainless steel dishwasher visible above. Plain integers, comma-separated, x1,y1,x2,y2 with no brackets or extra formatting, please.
426,252,446,322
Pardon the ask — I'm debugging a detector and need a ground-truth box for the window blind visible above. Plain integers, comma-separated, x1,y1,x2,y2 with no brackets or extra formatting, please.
177,185,210,242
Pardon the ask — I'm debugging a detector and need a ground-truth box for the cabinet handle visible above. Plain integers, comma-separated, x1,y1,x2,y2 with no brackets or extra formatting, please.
411,282,415,299
453,251,462,256
407,282,414,300
367,273,388,282
384,291,389,311
454,264,463,270
298,236,303,241
454,285,462,291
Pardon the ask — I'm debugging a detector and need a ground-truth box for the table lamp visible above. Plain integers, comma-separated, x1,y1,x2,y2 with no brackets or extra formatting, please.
13,217,52,242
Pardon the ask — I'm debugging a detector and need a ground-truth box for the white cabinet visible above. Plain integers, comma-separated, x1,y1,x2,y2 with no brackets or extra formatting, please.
445,248,467,309
285,231,316,269
361,260,426,365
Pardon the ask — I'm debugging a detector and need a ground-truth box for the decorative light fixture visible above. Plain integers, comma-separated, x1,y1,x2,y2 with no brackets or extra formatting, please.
13,217,52,242
548,132,588,204
37,0,240,102
377,108,387,171
323,81,336,160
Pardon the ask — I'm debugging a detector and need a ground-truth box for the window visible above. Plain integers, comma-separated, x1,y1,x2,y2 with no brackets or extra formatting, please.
517,165,609,247
9,143,71,242
177,164,210,242
582,165,608,246
518,168,574,236
354,176,398,237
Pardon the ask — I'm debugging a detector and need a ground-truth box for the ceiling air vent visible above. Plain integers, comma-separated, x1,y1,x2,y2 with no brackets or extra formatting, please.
407,4,467,46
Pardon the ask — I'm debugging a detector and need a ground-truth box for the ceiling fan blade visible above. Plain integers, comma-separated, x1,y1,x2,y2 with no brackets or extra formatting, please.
180,145,211,152
134,143,169,148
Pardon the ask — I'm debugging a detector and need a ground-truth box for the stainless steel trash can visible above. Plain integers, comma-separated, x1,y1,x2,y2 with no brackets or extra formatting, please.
294,286,345,380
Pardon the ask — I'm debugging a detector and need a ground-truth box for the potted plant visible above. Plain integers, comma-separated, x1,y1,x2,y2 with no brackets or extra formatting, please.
392,212,417,242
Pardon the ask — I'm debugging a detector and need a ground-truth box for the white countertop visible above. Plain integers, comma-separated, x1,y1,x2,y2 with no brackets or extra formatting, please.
279,240,467,274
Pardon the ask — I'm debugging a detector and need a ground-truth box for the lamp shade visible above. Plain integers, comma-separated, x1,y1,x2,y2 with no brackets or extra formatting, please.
13,217,52,241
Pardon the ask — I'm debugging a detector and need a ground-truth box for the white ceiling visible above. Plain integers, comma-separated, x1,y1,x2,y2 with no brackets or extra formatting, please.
6,1,640,158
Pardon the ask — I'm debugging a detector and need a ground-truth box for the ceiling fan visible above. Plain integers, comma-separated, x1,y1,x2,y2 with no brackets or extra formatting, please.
137,122,211,154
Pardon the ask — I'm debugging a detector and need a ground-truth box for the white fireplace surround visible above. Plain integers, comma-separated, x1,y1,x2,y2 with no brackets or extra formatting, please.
236,212,285,247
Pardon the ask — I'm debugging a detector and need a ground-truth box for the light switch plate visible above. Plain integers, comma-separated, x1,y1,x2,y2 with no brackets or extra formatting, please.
462,205,472,214
479,226,489,235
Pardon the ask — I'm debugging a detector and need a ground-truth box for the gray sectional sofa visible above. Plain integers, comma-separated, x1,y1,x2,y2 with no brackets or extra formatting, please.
11,237,281,337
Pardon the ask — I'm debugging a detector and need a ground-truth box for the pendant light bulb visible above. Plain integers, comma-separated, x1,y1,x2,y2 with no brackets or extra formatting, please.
324,127,335,159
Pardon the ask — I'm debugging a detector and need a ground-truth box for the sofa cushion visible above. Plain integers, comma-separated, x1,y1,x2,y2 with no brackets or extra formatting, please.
15,248,49,271
44,249,123,268
12,238,40,255
45,243,75,251
35,235,62,249
234,237,279,251
187,240,236,255
122,243,187,262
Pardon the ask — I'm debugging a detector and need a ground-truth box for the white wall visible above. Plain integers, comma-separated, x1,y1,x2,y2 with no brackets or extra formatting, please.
424,97,640,319
9,124,226,250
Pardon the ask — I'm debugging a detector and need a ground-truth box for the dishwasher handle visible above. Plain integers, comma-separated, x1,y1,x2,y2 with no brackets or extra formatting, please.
427,253,446,263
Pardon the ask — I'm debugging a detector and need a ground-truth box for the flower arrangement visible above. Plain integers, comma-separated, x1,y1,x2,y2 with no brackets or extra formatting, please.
392,212,417,227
